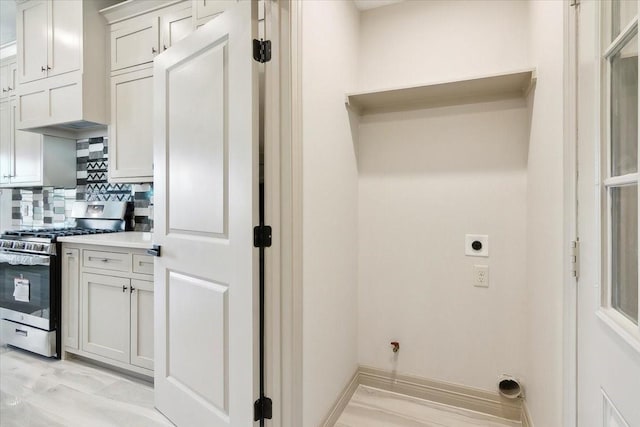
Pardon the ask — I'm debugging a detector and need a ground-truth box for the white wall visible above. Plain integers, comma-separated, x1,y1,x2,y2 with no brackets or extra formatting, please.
358,99,530,391
356,0,531,393
524,1,565,425
301,1,360,426
358,0,530,91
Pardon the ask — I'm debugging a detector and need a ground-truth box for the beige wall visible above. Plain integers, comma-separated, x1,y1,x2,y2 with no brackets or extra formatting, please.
357,99,530,390
525,1,565,425
356,0,532,393
301,1,360,426
357,0,530,91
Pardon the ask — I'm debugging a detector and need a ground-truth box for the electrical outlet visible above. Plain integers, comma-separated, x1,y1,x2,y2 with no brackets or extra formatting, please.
474,265,489,287
465,234,489,257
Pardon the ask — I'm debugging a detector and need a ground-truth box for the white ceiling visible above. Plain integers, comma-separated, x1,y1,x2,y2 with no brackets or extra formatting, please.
0,0,16,46
353,0,405,11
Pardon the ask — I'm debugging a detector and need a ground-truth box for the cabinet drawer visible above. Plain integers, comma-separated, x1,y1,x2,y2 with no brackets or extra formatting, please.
83,250,131,272
132,254,154,275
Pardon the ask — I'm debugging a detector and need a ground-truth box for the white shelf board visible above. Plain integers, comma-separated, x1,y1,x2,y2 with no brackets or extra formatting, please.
346,68,536,114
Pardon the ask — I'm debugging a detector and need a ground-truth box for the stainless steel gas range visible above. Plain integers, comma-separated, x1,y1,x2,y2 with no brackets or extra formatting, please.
0,201,132,358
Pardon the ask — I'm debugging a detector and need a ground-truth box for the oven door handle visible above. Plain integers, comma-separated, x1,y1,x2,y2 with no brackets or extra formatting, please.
0,252,50,266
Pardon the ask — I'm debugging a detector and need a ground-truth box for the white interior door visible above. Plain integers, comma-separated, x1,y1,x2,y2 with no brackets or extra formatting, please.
153,1,259,426
577,1,640,426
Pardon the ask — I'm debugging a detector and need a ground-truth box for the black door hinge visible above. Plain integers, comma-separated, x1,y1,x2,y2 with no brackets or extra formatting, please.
254,225,272,248
253,39,271,63
254,396,273,422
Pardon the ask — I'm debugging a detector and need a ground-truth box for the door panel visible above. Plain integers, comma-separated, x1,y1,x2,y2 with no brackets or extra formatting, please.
49,0,81,77
577,2,640,426
153,1,259,425
62,248,80,350
0,99,11,185
109,68,154,181
18,0,48,84
110,16,159,72
81,273,130,363
167,41,226,235
161,8,193,51
131,279,154,370
10,100,42,185
166,272,228,411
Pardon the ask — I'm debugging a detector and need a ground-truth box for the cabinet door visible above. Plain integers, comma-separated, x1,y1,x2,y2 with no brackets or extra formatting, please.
17,0,49,84
0,99,10,185
160,7,193,52
48,0,82,77
9,99,42,185
193,0,229,21
0,61,16,99
62,248,80,350
130,279,153,370
110,16,159,72
81,273,130,363
109,68,153,181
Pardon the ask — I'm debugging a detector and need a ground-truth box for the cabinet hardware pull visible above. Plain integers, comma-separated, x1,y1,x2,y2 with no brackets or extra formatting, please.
163,44,167,51
7,86,11,91
47,65,51,71
2,88,6,93
15,329,27,337
65,252,74,256
130,285,135,293
122,285,128,292
152,47,157,54
41,66,46,72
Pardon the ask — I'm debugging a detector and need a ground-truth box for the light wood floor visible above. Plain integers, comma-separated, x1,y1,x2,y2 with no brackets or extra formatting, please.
335,385,522,427
0,346,173,427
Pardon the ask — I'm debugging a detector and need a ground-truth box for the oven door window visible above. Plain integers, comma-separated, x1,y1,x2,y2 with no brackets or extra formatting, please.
0,262,51,322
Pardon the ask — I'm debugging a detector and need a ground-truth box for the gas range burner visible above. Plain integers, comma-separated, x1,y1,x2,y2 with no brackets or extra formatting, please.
3,227,119,240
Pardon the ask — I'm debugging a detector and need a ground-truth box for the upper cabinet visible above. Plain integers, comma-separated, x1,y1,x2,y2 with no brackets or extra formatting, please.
107,1,192,73
0,57,17,99
15,0,121,137
0,97,76,188
101,0,193,183
17,0,81,84
192,0,230,27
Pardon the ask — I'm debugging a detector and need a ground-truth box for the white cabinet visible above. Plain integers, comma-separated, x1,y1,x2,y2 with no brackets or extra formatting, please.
106,1,192,73
82,273,131,363
61,243,155,376
102,0,192,183
108,68,154,182
192,0,230,27
0,98,76,188
15,0,119,136
0,58,16,99
17,0,82,84
61,248,80,350
130,278,154,370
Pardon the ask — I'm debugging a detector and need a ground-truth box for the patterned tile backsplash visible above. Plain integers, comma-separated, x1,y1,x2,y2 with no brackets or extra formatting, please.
12,137,154,232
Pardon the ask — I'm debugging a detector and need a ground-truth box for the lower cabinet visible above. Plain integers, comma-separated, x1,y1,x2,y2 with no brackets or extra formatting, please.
62,244,154,375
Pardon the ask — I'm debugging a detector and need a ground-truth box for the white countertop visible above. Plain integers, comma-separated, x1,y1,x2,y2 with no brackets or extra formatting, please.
58,232,153,250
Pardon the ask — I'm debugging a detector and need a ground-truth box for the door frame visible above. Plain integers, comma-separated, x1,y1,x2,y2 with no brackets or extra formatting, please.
263,1,303,426
564,2,578,427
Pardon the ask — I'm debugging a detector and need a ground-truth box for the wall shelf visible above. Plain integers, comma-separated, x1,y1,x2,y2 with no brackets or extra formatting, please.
346,68,536,115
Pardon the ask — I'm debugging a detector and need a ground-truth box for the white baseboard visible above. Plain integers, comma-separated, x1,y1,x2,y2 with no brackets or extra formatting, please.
323,365,527,426
321,369,360,427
